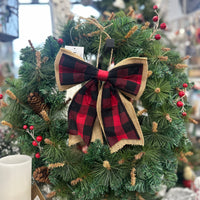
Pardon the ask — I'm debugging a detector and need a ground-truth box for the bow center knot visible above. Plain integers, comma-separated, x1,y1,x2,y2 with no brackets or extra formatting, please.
97,69,109,81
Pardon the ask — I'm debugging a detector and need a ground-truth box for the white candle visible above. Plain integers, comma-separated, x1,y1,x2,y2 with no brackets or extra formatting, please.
0,155,32,200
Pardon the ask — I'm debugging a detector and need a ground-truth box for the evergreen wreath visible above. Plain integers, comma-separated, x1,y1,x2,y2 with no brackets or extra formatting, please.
0,10,195,200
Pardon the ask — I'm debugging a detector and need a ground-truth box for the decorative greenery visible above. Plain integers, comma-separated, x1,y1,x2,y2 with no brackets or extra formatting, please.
0,10,193,200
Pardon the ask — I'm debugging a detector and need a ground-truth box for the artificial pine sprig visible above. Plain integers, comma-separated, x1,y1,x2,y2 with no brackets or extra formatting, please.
150,104,179,127
142,79,171,105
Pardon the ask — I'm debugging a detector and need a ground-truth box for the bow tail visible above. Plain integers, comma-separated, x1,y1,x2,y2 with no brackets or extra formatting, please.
97,82,144,153
68,80,103,146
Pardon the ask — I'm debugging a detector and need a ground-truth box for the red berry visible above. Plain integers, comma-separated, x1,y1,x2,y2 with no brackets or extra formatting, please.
36,135,43,142
153,5,158,10
182,112,187,117
35,153,40,159
177,101,184,107
183,83,188,88
179,91,185,97
58,38,64,45
160,23,167,30
153,16,158,22
29,125,34,130
0,94,3,99
23,125,28,129
32,141,38,146
155,34,161,40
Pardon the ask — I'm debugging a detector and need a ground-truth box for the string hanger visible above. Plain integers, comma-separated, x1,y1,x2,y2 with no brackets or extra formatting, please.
78,17,114,69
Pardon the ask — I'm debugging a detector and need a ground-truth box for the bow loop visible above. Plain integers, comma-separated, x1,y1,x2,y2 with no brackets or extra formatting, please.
55,48,99,91
108,57,148,100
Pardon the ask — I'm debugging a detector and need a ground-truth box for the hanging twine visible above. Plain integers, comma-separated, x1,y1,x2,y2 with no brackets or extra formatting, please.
1,120,13,128
118,159,125,165
124,26,138,39
79,17,112,39
40,110,50,122
109,48,114,67
175,64,188,69
137,109,147,116
135,152,145,160
71,178,83,186
147,70,153,77
35,51,41,69
6,89,19,102
46,191,56,199
79,17,113,69
152,122,158,133
105,36,110,41
158,56,168,61
96,32,102,68
141,22,150,30
44,138,55,146
130,168,136,186
162,47,171,52
154,88,161,93
48,162,65,169
103,160,111,170
189,117,198,125
165,114,172,122
181,55,190,61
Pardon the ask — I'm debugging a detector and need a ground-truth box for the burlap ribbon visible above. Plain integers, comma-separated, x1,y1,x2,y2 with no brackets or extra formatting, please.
55,48,148,153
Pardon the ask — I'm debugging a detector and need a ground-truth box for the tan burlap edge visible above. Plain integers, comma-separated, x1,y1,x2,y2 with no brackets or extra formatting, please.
96,85,144,153
110,92,144,153
91,117,104,143
68,117,103,146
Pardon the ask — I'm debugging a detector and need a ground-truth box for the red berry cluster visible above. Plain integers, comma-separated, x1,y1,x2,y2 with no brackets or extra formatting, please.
23,125,42,159
176,83,188,117
152,5,167,41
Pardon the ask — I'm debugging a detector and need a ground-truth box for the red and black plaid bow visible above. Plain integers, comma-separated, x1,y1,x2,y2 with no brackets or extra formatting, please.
55,48,148,153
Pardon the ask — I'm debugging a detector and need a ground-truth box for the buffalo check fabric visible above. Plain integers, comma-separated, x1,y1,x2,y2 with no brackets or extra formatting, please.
55,48,148,153
68,79,98,146
101,82,140,147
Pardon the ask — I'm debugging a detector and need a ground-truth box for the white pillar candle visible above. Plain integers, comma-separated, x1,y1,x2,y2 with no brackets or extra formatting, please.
0,155,32,200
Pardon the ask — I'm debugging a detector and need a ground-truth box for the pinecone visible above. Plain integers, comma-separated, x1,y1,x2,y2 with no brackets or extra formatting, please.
28,92,48,114
33,166,50,183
